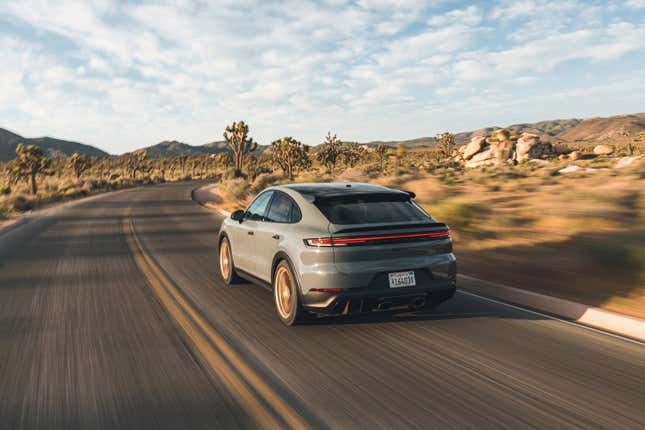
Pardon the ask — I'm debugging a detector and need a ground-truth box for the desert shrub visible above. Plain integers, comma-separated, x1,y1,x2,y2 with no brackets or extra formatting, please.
422,200,490,237
336,167,369,183
251,173,283,194
12,196,34,212
222,178,251,202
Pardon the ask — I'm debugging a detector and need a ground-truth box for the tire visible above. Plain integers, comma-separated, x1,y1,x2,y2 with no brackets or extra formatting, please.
273,260,310,326
219,237,241,284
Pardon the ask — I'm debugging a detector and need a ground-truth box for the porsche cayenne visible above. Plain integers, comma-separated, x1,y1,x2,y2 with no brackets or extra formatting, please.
218,183,457,325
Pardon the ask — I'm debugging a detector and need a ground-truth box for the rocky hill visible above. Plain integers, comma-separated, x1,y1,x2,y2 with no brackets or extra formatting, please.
362,113,643,148
129,140,268,158
0,127,109,161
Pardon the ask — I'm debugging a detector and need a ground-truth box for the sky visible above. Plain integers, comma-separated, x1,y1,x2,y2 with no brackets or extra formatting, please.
1,0,644,154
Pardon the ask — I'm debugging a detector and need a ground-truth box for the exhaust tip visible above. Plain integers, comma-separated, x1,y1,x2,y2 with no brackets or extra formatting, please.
377,301,392,310
410,297,426,310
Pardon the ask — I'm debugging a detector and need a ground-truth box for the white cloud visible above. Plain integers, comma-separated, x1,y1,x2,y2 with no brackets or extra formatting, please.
0,0,644,152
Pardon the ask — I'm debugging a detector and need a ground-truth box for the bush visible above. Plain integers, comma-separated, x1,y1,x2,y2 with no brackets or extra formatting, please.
12,196,34,212
222,178,251,202
423,200,490,237
251,173,282,194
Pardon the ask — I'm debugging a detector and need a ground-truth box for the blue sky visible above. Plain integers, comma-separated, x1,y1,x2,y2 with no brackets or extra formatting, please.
1,0,644,154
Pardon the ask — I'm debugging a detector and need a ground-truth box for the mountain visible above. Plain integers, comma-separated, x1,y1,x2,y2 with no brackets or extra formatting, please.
357,113,644,148
556,113,645,142
0,127,109,161
130,140,268,158
131,140,215,158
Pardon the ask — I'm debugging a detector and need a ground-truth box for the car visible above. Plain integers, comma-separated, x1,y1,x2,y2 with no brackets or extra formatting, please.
217,182,457,325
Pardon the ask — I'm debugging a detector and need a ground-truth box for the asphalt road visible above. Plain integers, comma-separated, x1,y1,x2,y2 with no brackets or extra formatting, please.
1,182,644,429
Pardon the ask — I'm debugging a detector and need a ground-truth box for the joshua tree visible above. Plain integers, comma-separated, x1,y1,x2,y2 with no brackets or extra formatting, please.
127,150,148,179
215,152,233,170
434,132,456,163
66,152,92,180
8,143,51,195
271,137,311,180
317,132,342,175
223,121,258,177
375,144,388,172
341,143,365,168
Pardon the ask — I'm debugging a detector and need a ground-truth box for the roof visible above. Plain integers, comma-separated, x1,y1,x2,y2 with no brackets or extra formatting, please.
280,182,412,201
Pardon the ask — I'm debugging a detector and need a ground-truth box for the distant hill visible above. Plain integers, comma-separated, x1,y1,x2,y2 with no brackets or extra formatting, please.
556,113,645,142
0,127,109,161
357,113,644,148
4,112,643,160
130,139,268,158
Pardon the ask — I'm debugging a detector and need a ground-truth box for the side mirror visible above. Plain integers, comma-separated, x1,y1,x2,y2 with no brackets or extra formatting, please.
231,209,245,222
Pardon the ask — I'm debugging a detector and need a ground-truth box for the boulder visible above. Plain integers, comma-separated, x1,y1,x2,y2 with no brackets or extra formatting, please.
465,148,495,168
615,155,643,168
559,165,583,174
463,135,487,160
516,133,556,161
465,159,496,168
490,139,515,164
569,151,581,161
593,144,614,155
469,147,493,163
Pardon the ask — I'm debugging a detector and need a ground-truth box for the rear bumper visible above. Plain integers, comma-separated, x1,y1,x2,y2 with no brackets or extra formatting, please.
302,281,456,315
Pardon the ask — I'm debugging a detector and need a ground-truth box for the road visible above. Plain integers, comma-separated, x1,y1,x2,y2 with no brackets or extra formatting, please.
1,182,644,429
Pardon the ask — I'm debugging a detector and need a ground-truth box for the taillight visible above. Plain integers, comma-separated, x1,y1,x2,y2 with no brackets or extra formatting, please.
304,230,450,247
310,287,345,293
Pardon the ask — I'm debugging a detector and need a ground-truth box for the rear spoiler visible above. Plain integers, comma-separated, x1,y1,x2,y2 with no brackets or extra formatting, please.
302,190,415,203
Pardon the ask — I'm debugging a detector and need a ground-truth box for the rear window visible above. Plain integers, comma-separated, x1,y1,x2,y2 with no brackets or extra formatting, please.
315,196,430,225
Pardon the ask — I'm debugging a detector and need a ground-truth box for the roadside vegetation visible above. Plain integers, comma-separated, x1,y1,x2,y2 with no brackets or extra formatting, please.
1,121,644,318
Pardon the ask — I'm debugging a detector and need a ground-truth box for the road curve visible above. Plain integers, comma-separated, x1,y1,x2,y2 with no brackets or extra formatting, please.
1,182,644,429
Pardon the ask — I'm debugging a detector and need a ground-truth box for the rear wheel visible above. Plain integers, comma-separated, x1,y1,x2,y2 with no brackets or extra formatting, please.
219,237,240,284
273,260,310,326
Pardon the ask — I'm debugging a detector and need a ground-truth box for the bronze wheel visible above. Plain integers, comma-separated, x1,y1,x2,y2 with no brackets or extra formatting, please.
273,260,309,325
219,237,239,284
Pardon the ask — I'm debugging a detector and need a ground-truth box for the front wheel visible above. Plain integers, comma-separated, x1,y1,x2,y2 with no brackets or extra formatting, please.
273,260,310,326
219,237,240,284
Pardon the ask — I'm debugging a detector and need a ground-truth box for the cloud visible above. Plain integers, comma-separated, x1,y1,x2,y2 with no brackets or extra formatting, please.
0,0,644,152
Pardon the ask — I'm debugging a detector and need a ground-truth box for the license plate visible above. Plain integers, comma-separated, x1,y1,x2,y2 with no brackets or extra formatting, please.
388,271,416,288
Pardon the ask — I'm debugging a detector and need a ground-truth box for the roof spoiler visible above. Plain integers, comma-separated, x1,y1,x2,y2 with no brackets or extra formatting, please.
304,190,415,204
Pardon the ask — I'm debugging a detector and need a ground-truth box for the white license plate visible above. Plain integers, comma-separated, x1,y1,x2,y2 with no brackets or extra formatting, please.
388,271,416,288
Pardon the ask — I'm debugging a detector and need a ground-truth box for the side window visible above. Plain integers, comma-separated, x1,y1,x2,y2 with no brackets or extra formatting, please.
266,192,294,223
291,201,302,223
245,191,273,221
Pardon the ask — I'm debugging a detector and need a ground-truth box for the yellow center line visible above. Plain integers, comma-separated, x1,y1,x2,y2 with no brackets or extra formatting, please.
123,215,311,430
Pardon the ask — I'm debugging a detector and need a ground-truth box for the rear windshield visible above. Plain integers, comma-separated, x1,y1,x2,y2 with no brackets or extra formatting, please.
315,196,431,225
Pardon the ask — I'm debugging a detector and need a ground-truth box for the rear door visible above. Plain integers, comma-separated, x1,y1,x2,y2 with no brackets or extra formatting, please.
253,191,301,281
233,191,273,274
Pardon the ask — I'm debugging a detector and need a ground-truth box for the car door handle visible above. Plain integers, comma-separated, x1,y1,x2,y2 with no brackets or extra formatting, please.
272,234,280,240
247,231,254,235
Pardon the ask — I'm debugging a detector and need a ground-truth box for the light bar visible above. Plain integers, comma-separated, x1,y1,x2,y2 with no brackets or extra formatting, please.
309,287,345,293
304,230,450,247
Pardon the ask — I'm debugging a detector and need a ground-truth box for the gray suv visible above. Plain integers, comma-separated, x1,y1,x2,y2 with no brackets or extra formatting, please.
218,183,457,325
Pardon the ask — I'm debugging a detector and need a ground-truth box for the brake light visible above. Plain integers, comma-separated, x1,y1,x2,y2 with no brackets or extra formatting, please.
304,230,450,247
310,288,345,293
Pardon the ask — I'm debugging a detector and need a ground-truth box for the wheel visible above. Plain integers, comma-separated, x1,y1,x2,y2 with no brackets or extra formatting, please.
273,260,310,326
219,237,240,284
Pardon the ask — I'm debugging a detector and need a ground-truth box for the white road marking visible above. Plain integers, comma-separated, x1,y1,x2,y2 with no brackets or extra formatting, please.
457,289,645,347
